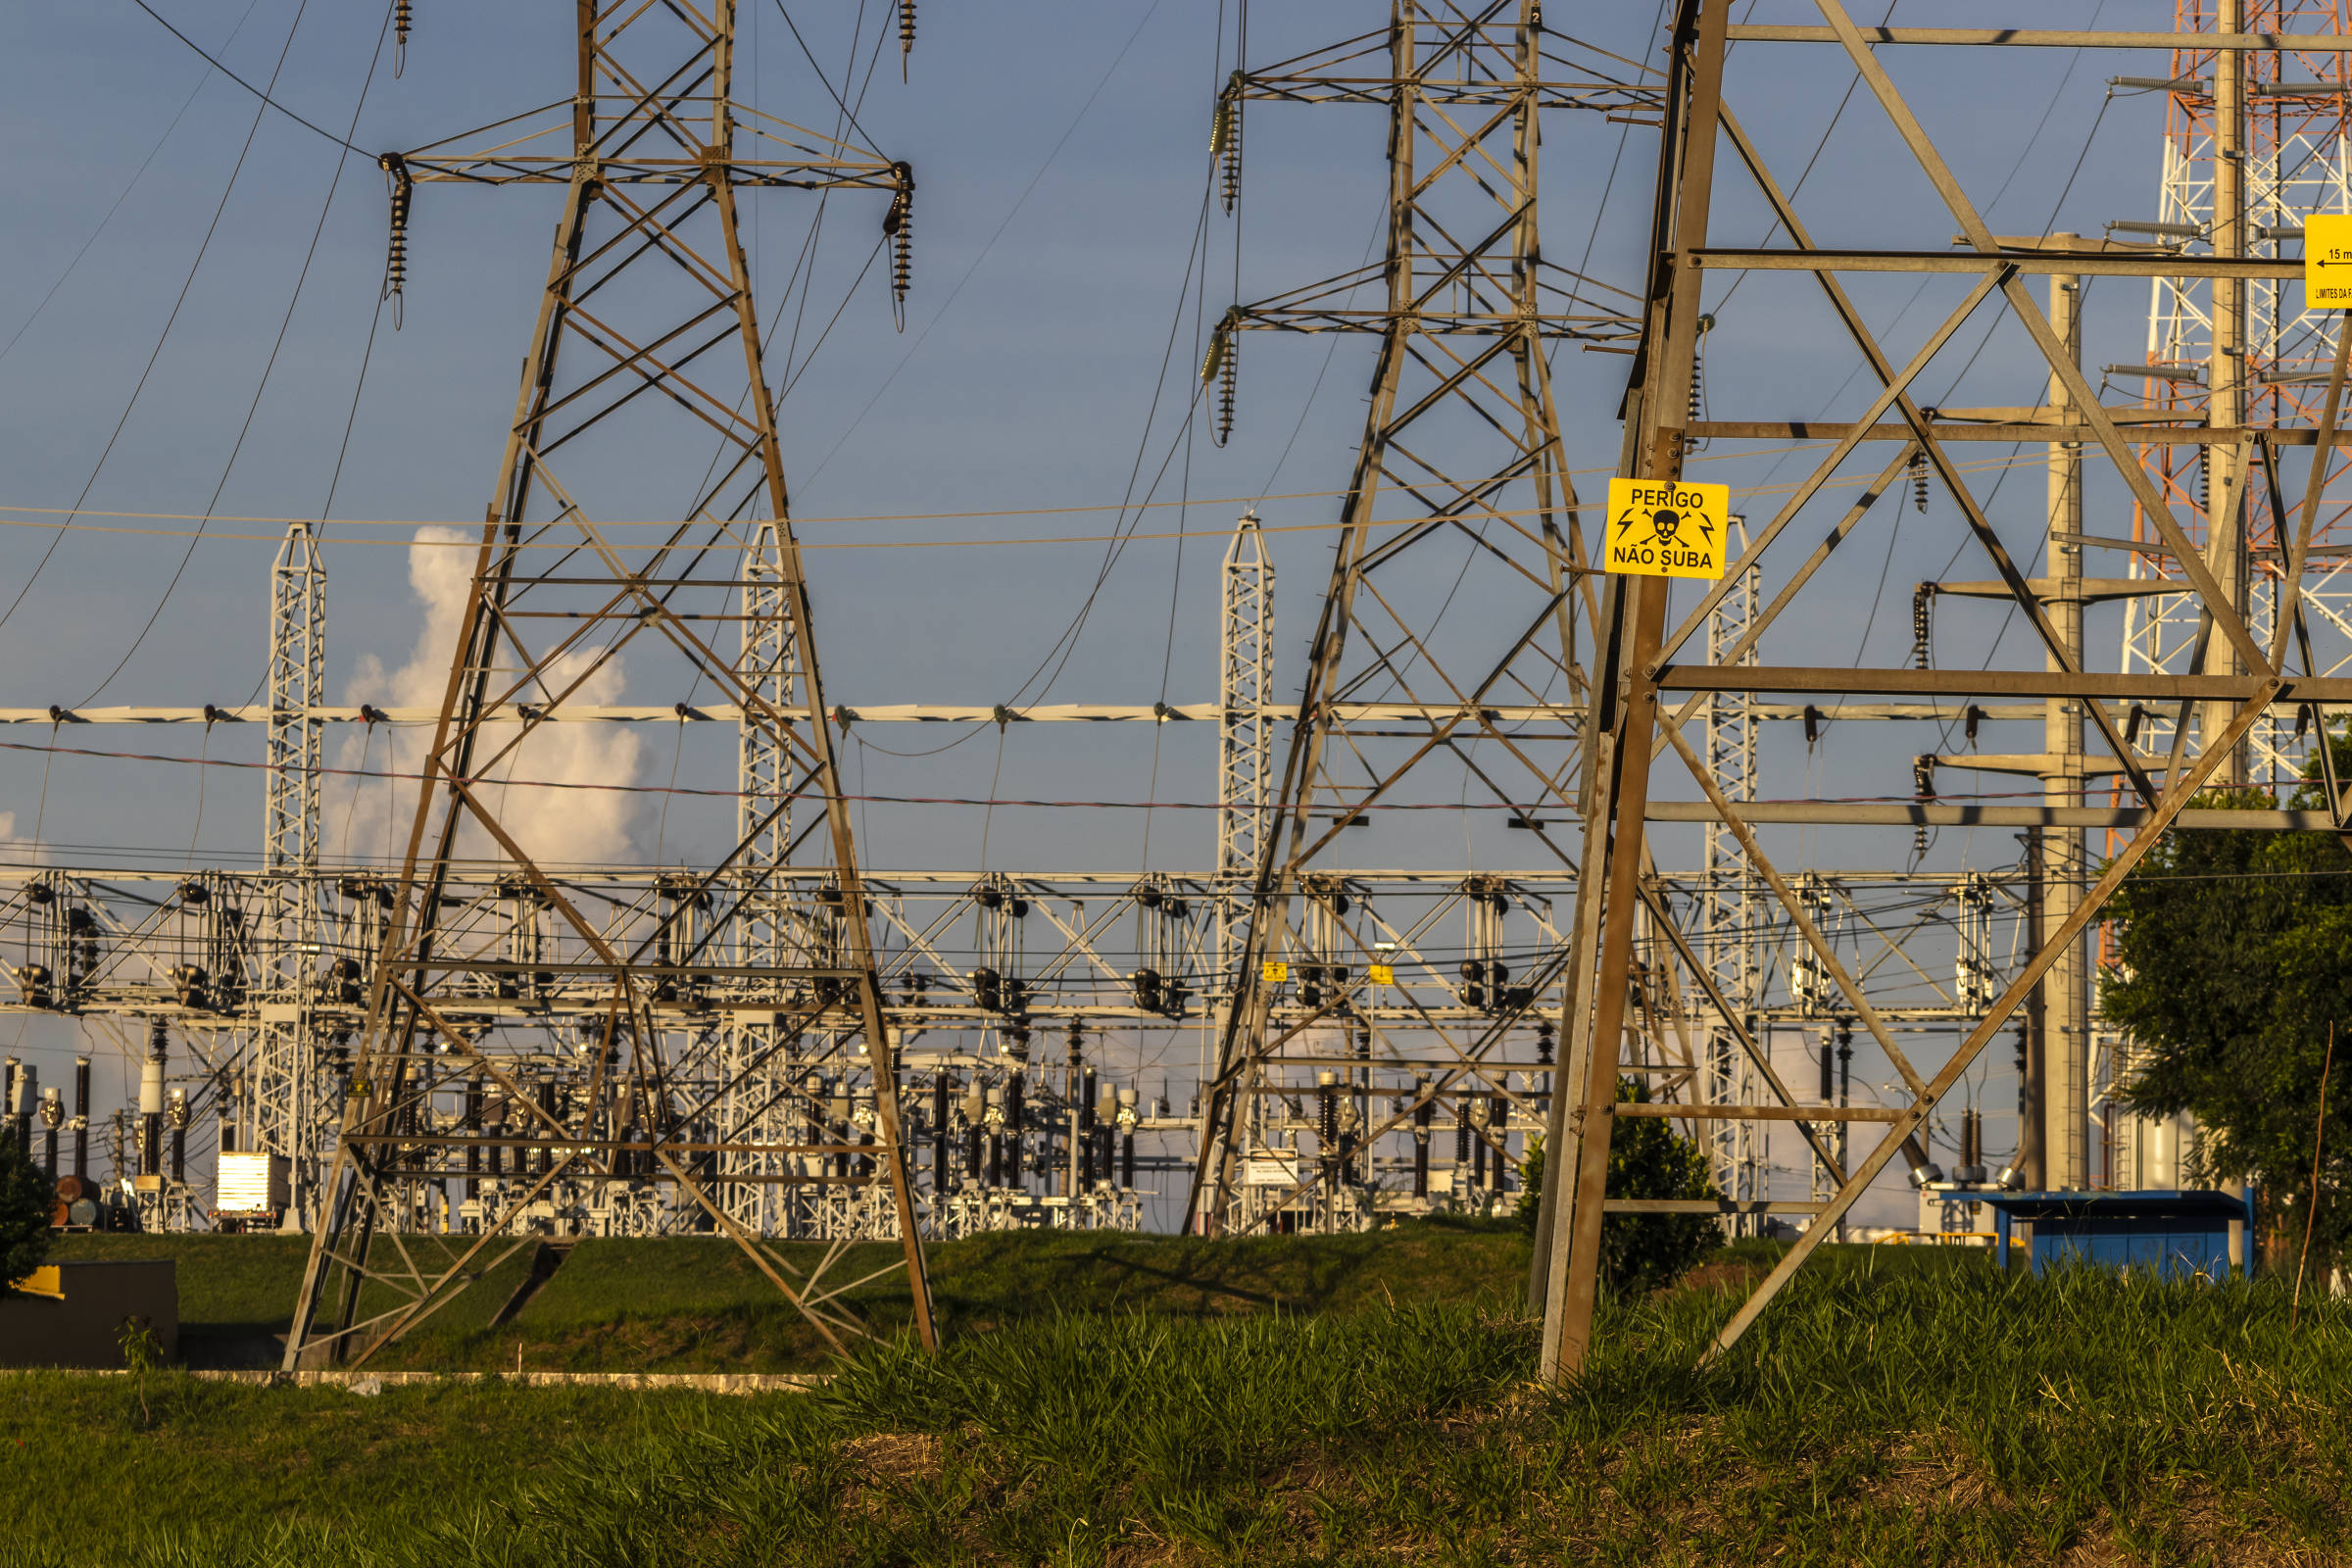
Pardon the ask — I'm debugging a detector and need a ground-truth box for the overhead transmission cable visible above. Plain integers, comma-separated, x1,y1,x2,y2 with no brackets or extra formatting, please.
126,0,373,156
0,1,267,370
1142,0,1233,869
84,1,398,708
0,1,317,640
794,0,1170,498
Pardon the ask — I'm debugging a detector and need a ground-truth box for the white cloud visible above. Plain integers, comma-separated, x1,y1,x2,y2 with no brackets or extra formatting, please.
0,809,40,866
327,528,644,868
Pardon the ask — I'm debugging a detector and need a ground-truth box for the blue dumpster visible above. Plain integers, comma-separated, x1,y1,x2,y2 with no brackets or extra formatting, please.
1977,1189,2257,1280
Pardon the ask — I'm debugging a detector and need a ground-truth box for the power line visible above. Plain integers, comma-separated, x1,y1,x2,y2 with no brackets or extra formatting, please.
0,449,2070,552
0,1,267,370
124,0,374,156
769,0,883,155
83,1,397,707
795,0,1170,496
0,1,317,639
0,728,2084,812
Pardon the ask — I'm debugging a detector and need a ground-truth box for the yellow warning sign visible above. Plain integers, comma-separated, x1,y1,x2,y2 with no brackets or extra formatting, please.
1261,960,1289,985
1606,477,1731,579
2310,214,2352,307
1368,962,1395,986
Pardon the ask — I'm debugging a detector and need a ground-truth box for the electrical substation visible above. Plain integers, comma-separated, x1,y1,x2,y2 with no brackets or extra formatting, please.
2,0,2348,1376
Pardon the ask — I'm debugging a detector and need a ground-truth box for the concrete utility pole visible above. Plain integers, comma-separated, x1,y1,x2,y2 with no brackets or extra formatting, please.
2044,247,2090,1193
2200,0,2253,791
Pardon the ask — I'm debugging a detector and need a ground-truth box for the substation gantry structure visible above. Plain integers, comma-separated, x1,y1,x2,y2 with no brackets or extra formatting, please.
1537,0,2352,1380
0,4,2130,1294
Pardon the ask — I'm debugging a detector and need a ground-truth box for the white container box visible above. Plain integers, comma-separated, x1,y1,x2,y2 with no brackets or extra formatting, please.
216,1152,289,1214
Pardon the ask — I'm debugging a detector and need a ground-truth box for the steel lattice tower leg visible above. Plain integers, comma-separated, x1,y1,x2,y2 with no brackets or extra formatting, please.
284,1,933,1368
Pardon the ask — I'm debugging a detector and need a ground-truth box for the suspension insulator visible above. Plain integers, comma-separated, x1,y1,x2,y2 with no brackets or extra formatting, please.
899,0,915,78
1688,324,1709,426
379,153,414,330
1911,757,1936,863
884,162,915,329
1204,310,1239,448
1910,448,1929,513
1213,73,1244,215
394,0,412,78
1217,330,1238,446
1911,582,1935,670
1687,313,1714,430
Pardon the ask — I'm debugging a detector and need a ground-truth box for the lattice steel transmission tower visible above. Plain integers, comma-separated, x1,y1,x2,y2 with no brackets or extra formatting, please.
1186,3,1651,1232
1215,513,1273,988
2110,0,2352,1183
719,517,799,1233
1698,531,1765,1227
2122,0,2352,781
251,520,327,1213
1540,0,2336,1379
285,1,932,1367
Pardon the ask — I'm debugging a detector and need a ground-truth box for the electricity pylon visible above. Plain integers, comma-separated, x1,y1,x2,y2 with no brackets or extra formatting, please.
1541,0,2331,1378
1187,3,1654,1232
2108,0,2352,1185
285,1,932,1367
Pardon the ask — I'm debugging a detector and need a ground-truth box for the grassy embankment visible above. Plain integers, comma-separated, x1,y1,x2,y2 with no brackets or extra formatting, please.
8,1230,2352,1564
46,1219,1530,1371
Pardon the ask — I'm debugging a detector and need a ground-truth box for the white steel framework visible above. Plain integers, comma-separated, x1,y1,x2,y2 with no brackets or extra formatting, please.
1217,512,1274,984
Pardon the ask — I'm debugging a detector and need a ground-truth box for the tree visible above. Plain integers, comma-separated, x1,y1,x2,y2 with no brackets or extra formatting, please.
0,1133,53,1295
2103,730,2352,1271
1518,1076,1721,1294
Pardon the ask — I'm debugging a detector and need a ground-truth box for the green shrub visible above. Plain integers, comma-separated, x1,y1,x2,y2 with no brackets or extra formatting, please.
1518,1075,1721,1293
0,1130,53,1294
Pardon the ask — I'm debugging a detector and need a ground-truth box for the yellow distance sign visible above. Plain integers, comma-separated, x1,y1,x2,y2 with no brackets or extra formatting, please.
2309,213,2352,308
1606,476,1731,579
1261,960,1290,984
1368,962,1395,986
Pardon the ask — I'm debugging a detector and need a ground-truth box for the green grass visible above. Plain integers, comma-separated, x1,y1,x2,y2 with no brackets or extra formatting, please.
10,1241,2352,1565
